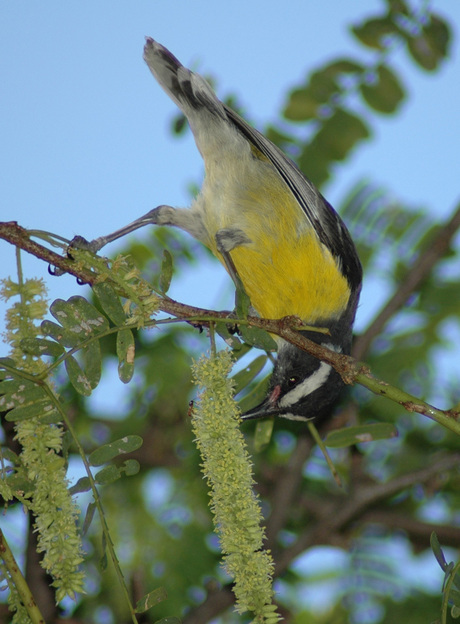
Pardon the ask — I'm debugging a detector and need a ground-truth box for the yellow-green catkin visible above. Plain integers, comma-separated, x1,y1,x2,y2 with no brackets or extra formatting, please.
0,277,85,604
191,351,281,622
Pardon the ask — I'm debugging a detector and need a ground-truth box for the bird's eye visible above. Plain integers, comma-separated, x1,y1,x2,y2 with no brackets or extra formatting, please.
287,376,299,389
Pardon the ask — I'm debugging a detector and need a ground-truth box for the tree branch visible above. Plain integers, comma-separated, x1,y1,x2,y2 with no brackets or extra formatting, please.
276,452,460,572
353,202,460,360
183,452,460,624
0,529,45,624
1,220,459,434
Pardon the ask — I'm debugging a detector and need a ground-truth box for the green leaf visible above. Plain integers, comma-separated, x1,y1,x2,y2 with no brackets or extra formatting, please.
83,341,102,389
135,587,168,613
0,378,44,408
41,320,83,348
100,532,108,570
232,355,268,395
117,328,135,383
351,16,399,50
298,108,370,186
254,419,274,452
82,501,97,536
0,357,16,373
95,464,121,485
89,435,143,466
233,271,277,350
159,249,173,294
238,374,270,414
407,14,451,71
284,87,321,121
323,108,370,160
215,322,242,350
42,296,110,351
360,65,405,114
5,398,59,422
230,342,253,362
321,59,364,78
235,276,251,319
68,477,92,496
92,282,127,325
65,354,93,397
385,0,410,15
431,532,449,571
238,325,277,352
19,337,65,357
120,459,140,476
50,296,109,335
325,423,398,448
0,377,60,422
284,60,363,122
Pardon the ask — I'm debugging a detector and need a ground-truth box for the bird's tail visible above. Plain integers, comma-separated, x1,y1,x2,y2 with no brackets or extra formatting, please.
143,37,227,127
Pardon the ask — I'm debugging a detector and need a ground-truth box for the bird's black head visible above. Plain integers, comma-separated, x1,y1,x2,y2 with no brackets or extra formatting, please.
243,332,349,423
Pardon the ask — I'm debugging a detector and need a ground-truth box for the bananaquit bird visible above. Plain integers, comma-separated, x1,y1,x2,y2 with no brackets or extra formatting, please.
88,38,362,422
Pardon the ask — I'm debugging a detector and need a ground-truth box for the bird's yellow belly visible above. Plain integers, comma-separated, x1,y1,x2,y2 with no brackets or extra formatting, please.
200,154,351,323
229,229,350,323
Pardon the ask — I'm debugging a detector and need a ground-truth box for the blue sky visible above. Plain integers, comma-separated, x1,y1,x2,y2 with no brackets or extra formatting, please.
1,2,459,340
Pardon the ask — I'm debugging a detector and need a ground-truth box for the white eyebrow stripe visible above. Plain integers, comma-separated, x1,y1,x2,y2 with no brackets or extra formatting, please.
278,361,332,409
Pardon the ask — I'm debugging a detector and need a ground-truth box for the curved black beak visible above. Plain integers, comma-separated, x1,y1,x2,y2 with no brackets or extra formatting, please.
241,398,281,421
